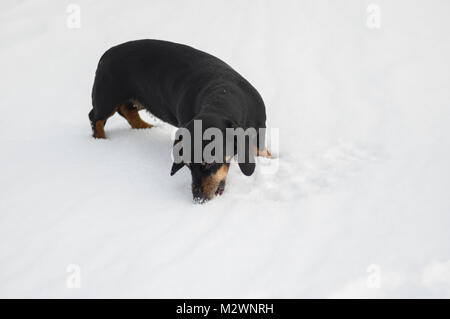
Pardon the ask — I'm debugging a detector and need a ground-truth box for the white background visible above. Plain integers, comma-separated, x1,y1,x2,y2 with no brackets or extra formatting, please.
1,0,450,298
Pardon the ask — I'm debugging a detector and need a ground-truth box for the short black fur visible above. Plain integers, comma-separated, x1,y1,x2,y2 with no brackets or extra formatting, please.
90,39,268,201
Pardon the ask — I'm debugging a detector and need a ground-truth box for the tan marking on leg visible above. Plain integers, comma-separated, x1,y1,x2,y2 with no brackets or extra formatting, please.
255,147,272,158
92,108,117,139
93,120,106,138
201,164,230,199
119,104,152,129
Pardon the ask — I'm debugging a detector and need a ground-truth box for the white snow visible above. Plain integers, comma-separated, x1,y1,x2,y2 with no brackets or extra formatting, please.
1,0,450,298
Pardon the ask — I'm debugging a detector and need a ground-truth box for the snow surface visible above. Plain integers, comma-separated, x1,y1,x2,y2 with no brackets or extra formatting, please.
1,0,450,298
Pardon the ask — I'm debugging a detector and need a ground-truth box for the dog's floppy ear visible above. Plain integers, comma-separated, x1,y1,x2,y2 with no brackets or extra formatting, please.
239,162,255,176
237,135,256,176
224,119,257,176
170,135,185,176
170,162,184,176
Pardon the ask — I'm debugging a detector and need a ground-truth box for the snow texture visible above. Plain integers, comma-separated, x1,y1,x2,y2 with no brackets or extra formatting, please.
1,0,450,298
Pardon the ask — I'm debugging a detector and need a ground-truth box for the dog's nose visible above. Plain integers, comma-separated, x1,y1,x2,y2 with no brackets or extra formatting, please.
192,185,207,204
193,196,208,204
215,180,226,196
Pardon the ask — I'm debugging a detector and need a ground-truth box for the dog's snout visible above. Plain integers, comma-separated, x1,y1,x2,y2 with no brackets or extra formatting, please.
192,184,207,204
215,180,226,196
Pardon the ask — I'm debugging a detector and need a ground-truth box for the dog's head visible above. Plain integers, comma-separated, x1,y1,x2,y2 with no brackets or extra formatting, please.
186,161,230,203
170,116,256,203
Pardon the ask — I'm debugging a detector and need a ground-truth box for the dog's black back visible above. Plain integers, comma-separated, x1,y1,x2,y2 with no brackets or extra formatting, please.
91,39,266,130
90,39,270,202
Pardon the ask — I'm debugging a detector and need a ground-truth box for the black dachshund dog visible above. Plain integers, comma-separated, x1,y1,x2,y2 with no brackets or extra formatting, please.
89,40,271,202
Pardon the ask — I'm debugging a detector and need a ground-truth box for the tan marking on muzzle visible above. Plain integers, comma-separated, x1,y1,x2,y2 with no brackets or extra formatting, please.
201,164,230,199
